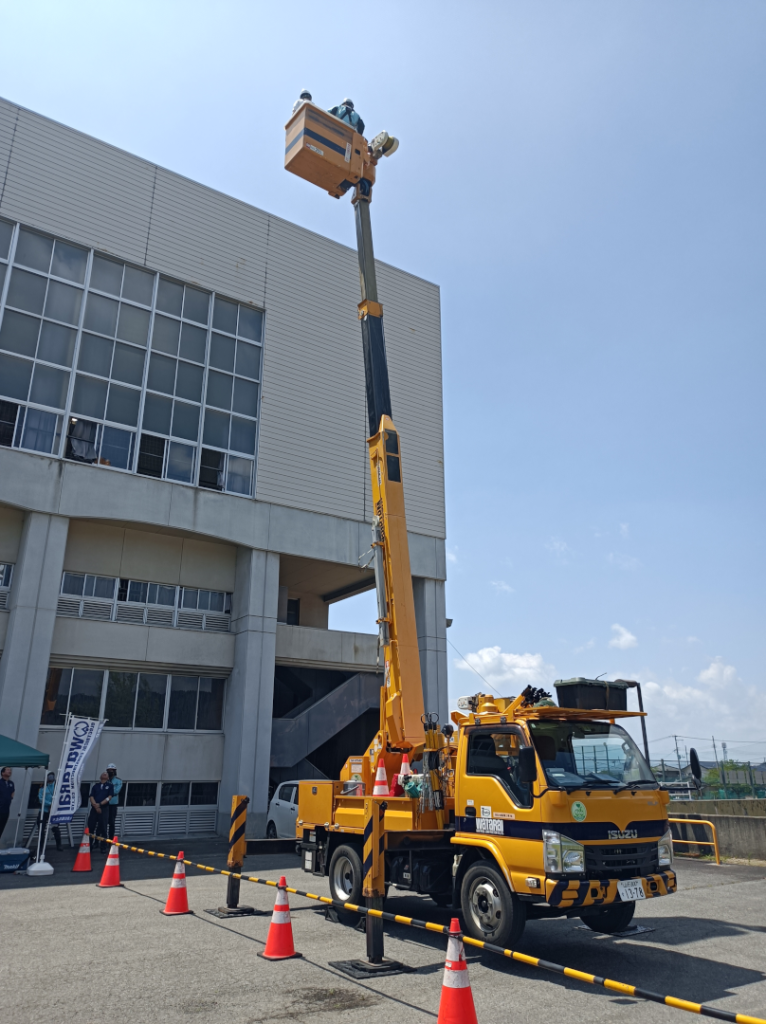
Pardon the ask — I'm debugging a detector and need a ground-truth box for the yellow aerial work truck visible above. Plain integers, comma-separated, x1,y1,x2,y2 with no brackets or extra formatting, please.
284,95,678,952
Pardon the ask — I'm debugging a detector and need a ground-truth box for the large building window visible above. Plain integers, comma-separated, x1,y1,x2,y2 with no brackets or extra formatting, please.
0,217,262,496
57,571,232,631
40,667,226,731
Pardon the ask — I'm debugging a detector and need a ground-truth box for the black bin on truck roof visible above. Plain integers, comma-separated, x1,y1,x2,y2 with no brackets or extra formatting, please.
554,677,629,711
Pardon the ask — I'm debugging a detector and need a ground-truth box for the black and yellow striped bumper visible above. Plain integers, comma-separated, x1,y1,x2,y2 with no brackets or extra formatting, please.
546,871,676,908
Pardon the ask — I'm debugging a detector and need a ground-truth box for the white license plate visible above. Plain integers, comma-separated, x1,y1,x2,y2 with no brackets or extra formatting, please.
617,879,646,902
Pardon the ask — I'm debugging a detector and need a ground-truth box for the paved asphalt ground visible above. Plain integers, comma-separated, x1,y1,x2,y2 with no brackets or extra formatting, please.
1,842,765,1024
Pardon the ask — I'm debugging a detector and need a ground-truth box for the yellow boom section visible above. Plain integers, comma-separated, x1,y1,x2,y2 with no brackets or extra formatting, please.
368,414,425,750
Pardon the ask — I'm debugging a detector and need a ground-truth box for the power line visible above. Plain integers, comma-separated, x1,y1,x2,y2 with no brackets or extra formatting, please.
447,638,503,698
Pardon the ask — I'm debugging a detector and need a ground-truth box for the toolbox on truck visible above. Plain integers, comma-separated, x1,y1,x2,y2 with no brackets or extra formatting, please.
554,677,629,711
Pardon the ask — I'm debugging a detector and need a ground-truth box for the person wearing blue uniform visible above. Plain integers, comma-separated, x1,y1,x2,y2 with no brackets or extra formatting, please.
328,98,365,136
0,767,14,841
36,772,62,854
105,764,122,843
88,773,114,852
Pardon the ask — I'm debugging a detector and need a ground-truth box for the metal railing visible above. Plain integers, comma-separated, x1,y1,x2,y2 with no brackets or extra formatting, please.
668,817,721,864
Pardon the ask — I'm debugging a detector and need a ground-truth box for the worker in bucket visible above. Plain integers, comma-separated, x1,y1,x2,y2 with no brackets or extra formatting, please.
292,88,312,113
328,98,365,136
105,764,123,844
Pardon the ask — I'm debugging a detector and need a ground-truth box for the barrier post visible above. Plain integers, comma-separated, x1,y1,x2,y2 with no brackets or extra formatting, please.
217,795,255,916
364,796,386,963
329,796,410,978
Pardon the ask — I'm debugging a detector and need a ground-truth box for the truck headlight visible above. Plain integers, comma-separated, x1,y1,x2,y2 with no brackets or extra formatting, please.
543,830,585,874
658,828,674,867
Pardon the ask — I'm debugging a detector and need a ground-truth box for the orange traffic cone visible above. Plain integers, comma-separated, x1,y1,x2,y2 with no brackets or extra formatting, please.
437,918,478,1024
258,877,302,960
161,851,193,915
97,836,122,888
399,752,412,780
72,827,92,872
372,758,388,796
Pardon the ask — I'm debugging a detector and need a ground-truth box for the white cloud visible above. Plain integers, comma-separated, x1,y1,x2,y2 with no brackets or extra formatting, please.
446,546,458,564
697,656,738,690
490,580,514,594
619,523,630,538
454,646,556,688
686,636,700,645
608,552,641,571
546,537,570,557
632,658,766,753
609,623,638,649
574,638,596,653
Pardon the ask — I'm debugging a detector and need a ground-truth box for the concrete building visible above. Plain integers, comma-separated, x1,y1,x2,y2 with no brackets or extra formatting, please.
0,97,447,843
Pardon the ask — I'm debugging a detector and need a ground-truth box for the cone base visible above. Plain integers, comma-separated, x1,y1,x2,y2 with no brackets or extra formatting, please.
96,882,123,888
72,867,92,873
257,951,303,961
160,908,193,915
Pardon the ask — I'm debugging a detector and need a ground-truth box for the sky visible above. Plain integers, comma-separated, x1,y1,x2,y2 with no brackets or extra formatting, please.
2,1,764,765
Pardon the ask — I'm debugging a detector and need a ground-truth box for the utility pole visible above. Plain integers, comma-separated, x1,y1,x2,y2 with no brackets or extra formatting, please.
712,736,724,792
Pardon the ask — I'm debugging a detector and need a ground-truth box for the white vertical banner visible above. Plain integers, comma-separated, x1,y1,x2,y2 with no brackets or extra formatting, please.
49,716,105,826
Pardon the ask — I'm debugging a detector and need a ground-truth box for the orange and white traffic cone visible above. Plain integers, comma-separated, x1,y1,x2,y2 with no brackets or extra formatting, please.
258,876,302,960
372,758,389,796
97,836,122,888
72,827,92,872
161,851,192,915
437,918,478,1024
399,752,412,781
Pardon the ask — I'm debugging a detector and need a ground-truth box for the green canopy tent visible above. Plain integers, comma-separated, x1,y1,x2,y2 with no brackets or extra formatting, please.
0,734,49,769
0,735,49,851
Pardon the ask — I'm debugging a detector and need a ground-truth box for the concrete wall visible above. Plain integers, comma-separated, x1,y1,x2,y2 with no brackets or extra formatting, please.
671,812,766,862
0,458,446,582
671,799,766,817
63,522,238,591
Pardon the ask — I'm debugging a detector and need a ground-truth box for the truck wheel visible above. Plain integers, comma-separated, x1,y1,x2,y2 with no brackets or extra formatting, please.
328,845,364,906
583,901,635,934
461,861,526,947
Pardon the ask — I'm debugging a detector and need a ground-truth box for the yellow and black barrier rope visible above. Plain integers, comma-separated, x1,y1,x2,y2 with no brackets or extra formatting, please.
99,839,765,1024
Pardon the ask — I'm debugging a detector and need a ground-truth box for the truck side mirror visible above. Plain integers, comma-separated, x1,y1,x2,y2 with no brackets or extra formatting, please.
519,746,538,784
689,748,702,781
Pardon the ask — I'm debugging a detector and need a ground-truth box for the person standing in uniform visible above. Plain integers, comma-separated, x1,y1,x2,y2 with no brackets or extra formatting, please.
37,772,63,854
88,773,114,853
105,764,122,843
0,767,14,841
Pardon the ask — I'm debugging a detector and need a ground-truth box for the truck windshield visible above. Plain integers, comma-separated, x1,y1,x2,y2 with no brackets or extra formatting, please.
528,721,655,790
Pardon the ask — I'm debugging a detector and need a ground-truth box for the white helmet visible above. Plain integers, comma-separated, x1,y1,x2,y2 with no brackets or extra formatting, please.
106,763,117,770
342,98,354,109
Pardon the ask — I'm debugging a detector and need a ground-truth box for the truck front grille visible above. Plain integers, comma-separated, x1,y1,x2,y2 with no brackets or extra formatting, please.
585,842,659,880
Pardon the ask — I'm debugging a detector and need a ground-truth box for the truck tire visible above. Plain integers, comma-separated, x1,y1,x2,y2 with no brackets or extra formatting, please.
460,861,526,947
328,844,364,906
583,901,635,934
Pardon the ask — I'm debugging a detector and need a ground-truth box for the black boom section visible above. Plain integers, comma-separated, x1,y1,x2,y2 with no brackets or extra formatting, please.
361,313,393,437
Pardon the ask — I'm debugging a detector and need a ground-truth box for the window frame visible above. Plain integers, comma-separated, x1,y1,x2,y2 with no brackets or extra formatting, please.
40,665,227,733
464,725,535,810
0,219,263,496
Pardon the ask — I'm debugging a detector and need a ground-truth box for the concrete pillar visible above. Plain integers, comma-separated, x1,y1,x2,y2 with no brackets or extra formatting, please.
413,577,448,725
218,547,279,838
0,512,69,745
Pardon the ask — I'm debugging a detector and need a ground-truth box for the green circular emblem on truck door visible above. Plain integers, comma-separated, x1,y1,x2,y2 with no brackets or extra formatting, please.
571,801,587,822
